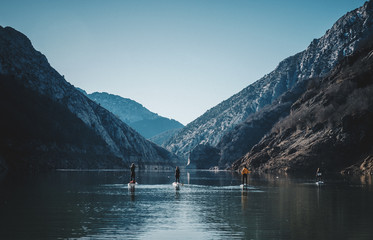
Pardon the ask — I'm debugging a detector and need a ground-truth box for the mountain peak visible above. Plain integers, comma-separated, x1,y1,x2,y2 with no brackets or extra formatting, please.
0,26,181,172
234,39,373,174
165,0,373,160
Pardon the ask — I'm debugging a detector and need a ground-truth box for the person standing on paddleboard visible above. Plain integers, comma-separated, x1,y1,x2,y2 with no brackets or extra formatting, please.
130,163,136,183
316,167,323,182
175,166,180,183
241,165,250,185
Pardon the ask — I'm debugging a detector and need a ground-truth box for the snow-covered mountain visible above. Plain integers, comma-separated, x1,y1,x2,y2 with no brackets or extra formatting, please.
82,91,184,140
0,26,180,172
165,1,373,160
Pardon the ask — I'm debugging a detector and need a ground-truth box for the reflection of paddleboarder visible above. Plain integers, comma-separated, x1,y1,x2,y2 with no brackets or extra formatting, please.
241,165,250,185
175,166,180,183
130,163,136,183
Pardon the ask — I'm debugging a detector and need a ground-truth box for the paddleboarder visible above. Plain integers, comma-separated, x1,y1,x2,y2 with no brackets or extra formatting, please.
130,163,136,183
241,165,250,185
316,167,323,182
175,166,180,183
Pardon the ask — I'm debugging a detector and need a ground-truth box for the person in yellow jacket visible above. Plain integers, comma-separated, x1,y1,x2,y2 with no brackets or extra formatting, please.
241,165,250,185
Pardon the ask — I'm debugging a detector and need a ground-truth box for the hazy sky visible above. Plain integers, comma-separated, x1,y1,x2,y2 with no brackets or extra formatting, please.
0,0,367,125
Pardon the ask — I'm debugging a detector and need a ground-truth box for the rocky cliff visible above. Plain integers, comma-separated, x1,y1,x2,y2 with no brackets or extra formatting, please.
233,41,373,175
165,1,373,162
219,79,311,168
0,26,180,172
188,78,310,169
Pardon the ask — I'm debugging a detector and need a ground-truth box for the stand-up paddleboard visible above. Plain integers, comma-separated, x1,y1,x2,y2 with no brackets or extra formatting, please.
173,182,181,190
316,181,324,185
128,181,137,189
240,184,248,189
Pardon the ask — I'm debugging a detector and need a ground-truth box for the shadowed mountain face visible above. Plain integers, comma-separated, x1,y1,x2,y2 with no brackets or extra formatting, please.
233,41,373,175
165,1,373,162
82,91,184,141
0,74,122,171
0,26,179,173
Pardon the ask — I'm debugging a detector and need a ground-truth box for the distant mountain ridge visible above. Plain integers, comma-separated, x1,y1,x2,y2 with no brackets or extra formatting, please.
84,91,158,123
0,26,180,172
80,91,184,140
165,1,373,162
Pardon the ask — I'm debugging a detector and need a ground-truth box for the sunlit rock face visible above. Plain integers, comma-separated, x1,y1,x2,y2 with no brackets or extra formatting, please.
233,39,373,174
165,1,373,164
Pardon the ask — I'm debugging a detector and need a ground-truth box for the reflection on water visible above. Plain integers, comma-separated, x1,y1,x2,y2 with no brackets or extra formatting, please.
0,170,372,239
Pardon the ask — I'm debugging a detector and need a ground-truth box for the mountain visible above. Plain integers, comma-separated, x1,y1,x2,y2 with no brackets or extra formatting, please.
232,40,373,175
82,91,184,140
165,1,373,162
130,118,184,140
149,128,182,146
0,26,179,173
86,92,158,124
189,78,311,169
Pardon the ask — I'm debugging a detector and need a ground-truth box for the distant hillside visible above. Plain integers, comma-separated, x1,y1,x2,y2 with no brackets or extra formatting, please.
130,118,184,139
83,91,184,140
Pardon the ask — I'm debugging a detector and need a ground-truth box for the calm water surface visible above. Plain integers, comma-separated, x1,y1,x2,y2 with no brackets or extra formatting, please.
0,170,372,240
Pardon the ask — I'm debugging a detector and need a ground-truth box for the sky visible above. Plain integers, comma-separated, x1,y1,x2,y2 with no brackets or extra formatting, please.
0,0,367,125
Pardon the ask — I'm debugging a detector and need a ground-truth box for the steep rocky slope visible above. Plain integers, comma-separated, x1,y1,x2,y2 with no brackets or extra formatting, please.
233,42,373,175
83,91,184,140
220,79,311,168
0,26,179,172
188,79,311,169
0,74,121,171
165,1,373,160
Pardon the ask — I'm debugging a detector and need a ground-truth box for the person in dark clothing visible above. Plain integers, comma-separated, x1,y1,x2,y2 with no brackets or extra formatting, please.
316,167,323,182
130,163,136,183
175,166,180,183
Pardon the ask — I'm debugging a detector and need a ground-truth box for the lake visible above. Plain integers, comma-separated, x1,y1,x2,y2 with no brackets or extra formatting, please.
0,170,372,240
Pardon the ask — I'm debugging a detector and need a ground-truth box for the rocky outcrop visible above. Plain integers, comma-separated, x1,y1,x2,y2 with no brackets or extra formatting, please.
84,91,184,140
342,156,373,175
233,41,373,174
165,1,373,161
0,26,180,172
